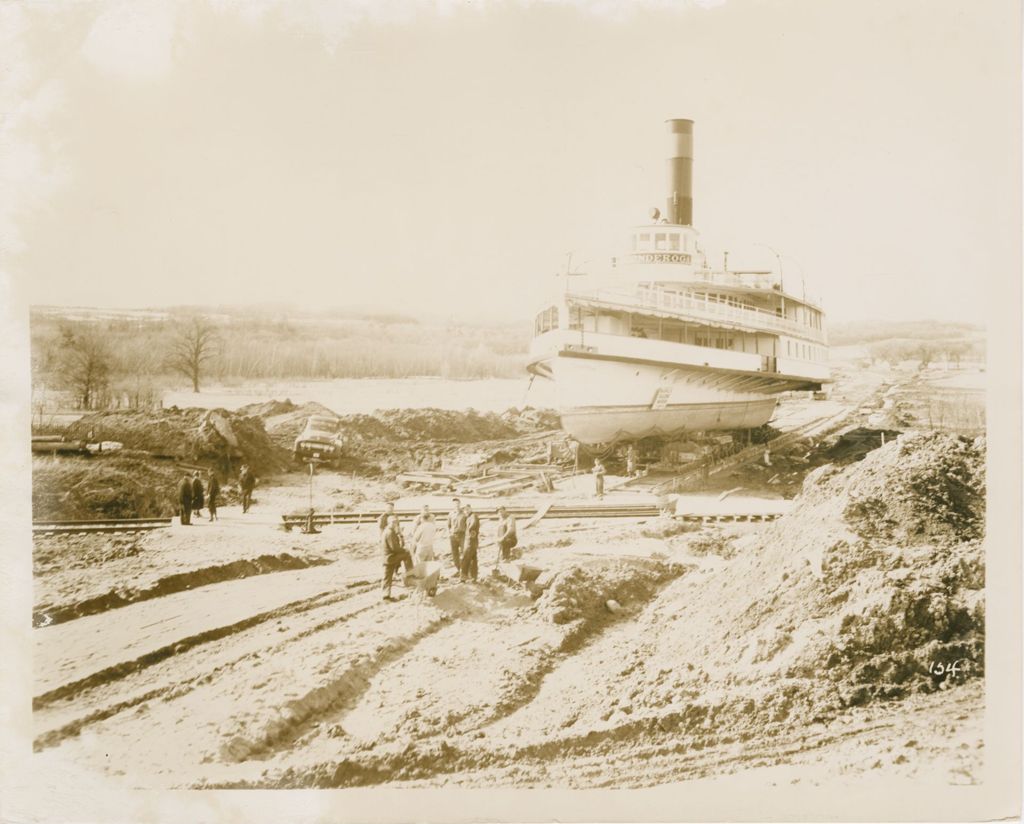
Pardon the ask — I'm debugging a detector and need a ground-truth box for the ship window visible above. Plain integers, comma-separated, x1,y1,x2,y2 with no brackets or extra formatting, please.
568,306,583,331
668,234,679,251
637,233,651,251
655,233,668,250
534,306,559,336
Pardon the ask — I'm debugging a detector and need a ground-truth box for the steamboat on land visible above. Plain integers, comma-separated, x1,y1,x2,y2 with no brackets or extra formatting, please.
527,119,829,447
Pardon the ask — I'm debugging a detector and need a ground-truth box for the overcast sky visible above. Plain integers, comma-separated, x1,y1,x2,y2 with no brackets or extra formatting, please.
2,0,1019,324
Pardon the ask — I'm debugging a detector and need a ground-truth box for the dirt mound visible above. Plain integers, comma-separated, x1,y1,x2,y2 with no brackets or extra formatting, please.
246,402,560,474
236,399,301,418
671,431,985,718
32,454,184,520
685,529,738,558
824,427,903,464
746,433,981,570
536,558,685,626
349,406,556,443
64,407,289,476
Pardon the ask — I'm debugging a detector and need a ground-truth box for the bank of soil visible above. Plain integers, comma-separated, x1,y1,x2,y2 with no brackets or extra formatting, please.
33,404,562,521
32,431,984,788
247,399,561,474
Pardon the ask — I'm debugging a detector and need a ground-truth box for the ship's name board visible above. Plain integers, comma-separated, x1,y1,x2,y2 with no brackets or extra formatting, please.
629,252,692,265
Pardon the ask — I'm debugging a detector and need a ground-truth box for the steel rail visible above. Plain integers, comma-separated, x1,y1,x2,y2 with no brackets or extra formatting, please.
32,517,174,536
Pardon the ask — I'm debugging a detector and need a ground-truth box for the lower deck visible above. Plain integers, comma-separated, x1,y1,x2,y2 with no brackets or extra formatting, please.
529,327,830,386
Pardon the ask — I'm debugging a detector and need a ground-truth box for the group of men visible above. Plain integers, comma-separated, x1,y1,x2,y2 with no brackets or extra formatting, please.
176,464,256,525
378,498,518,601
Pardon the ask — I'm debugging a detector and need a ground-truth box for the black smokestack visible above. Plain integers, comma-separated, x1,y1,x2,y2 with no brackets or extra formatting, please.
665,119,693,226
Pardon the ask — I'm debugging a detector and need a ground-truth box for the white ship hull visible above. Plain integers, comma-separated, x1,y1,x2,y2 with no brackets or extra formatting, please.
548,354,778,444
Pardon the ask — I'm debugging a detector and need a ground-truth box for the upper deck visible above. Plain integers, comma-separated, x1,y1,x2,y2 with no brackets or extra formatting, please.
565,283,827,345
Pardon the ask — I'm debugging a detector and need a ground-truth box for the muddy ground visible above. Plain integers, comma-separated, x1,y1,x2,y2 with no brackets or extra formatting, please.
31,451,984,787
30,363,986,789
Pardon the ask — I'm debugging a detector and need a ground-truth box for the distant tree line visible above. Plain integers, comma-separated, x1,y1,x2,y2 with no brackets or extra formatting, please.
865,338,984,368
829,319,983,347
30,310,531,411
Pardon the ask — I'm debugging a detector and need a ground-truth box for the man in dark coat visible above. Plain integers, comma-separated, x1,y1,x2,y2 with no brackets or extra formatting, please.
207,469,220,521
378,501,397,534
381,515,413,601
178,474,193,525
459,504,481,582
447,497,465,570
239,465,256,513
191,471,204,519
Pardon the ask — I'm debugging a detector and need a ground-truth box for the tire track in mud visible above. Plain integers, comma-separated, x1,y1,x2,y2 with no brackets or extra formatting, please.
440,682,985,789
33,580,381,749
217,607,453,763
460,563,689,738
33,552,334,628
297,588,547,747
232,681,983,789
230,567,689,788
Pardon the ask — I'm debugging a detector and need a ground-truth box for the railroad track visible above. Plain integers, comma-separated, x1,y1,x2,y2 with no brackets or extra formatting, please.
32,517,174,536
676,512,780,523
281,503,667,530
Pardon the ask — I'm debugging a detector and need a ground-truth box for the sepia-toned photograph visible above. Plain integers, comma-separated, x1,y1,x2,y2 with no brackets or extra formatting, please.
1,0,1020,821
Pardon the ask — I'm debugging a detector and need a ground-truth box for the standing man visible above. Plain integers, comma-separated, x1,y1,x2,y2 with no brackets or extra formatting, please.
239,464,256,513
460,503,481,582
592,458,607,498
411,504,431,530
381,514,413,602
378,501,397,534
207,469,220,521
447,497,465,570
412,506,437,564
570,440,580,475
626,444,638,478
177,473,193,526
191,471,205,520
496,506,518,563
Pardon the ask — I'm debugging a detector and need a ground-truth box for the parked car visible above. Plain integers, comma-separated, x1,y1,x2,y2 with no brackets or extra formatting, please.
293,415,344,465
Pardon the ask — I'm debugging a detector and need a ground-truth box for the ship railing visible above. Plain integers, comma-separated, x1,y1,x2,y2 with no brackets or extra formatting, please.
567,286,826,343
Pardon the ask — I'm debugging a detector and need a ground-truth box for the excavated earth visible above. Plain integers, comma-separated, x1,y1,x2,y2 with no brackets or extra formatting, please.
31,430,985,789
34,404,562,520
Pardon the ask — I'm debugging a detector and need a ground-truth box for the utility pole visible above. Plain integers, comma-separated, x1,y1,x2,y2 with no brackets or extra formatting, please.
301,454,325,534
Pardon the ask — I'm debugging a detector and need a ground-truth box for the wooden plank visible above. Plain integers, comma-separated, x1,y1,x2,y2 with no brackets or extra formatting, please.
521,501,553,530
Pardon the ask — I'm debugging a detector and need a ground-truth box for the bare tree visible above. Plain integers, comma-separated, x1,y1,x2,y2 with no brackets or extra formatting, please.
945,341,970,369
167,316,220,393
117,345,161,409
916,342,934,370
57,328,111,409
